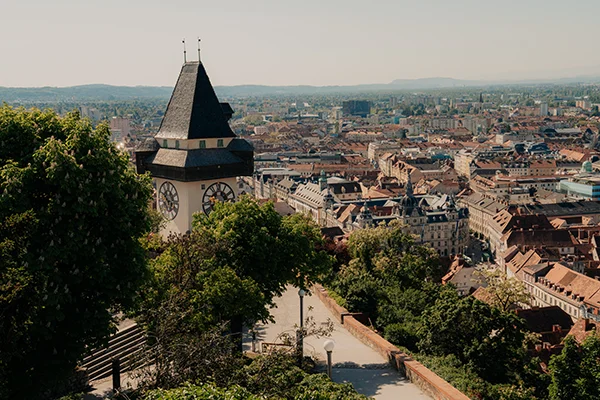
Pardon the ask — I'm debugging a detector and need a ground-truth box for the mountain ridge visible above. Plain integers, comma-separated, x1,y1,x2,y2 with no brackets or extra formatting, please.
2,75,600,102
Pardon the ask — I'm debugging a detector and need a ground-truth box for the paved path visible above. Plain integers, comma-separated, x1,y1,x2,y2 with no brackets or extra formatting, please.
243,286,430,399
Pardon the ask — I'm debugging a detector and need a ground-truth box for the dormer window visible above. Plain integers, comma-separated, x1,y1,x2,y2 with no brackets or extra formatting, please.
199,140,206,149
175,140,180,149
217,139,224,148
162,139,168,148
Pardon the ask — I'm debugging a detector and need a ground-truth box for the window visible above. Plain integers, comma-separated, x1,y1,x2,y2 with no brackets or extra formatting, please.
162,139,168,148
217,139,224,148
199,140,206,149
175,140,180,149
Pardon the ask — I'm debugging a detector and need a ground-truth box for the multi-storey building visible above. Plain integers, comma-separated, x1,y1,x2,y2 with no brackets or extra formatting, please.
457,191,507,238
522,262,600,321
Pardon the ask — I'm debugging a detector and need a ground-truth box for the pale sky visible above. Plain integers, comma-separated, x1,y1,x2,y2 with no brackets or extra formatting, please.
1,0,599,87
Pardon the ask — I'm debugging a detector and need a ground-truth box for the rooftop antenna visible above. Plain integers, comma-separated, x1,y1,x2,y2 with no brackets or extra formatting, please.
182,39,187,63
197,37,201,62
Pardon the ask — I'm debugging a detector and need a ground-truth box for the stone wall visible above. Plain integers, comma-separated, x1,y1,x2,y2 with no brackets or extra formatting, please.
313,284,470,400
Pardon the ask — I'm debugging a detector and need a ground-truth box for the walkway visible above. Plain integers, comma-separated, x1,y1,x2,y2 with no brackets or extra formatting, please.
243,286,430,399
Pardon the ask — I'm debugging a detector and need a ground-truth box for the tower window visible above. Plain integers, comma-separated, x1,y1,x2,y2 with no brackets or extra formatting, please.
175,140,180,149
162,139,168,148
217,139,224,148
199,140,206,149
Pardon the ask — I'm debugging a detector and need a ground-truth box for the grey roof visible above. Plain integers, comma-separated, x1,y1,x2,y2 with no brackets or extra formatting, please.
276,178,299,190
135,137,159,152
148,148,244,168
156,62,236,140
524,201,600,217
293,182,328,207
227,138,254,152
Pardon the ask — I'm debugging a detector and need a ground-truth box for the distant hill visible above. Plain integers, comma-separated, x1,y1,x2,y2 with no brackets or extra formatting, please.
389,77,479,89
2,74,600,102
0,84,173,102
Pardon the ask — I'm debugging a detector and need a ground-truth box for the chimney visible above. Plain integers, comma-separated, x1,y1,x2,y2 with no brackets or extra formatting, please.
543,342,551,350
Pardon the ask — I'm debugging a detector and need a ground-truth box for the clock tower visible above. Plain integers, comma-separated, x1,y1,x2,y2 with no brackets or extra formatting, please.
135,61,253,236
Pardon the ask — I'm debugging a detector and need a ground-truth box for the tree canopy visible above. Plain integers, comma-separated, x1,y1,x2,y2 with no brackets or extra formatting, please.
0,105,153,398
549,334,600,400
418,291,527,383
328,222,538,399
475,268,531,312
192,197,332,305
137,197,333,338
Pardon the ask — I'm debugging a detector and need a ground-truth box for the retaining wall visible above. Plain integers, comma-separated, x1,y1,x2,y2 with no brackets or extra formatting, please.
313,284,470,400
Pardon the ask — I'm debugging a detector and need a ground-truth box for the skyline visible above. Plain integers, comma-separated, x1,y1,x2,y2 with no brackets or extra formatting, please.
2,0,600,88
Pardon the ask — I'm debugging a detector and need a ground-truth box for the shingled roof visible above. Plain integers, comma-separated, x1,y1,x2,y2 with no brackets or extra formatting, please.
156,62,236,140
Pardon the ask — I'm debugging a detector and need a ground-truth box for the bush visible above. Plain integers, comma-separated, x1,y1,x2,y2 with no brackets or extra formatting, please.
330,266,381,316
56,394,85,400
325,287,348,309
144,383,259,400
294,373,367,400
383,320,422,350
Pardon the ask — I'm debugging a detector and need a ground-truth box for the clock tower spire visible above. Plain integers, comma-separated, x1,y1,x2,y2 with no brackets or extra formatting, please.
135,59,253,236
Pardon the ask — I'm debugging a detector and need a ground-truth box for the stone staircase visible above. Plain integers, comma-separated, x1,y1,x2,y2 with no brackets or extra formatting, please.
81,322,147,382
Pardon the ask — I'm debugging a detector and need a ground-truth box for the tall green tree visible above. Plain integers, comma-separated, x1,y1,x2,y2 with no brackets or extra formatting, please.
474,269,531,311
192,197,332,304
0,106,153,398
549,334,600,400
418,292,527,383
137,198,332,342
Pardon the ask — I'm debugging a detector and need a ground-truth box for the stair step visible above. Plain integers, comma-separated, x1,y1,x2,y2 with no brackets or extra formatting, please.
83,335,147,375
83,324,143,363
82,330,145,368
88,346,148,381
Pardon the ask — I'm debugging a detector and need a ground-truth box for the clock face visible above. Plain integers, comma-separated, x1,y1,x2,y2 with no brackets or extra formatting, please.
158,181,179,220
203,182,235,214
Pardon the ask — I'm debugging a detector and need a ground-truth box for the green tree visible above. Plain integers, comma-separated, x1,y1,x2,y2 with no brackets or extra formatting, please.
142,355,368,400
475,269,531,311
418,292,527,383
136,232,270,337
330,222,443,346
548,334,600,400
192,197,332,303
236,352,366,400
138,198,332,344
0,106,153,398
243,114,265,126
144,383,261,400
345,221,442,287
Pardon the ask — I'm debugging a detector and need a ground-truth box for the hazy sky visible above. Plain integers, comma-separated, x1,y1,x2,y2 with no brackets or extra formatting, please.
1,0,599,87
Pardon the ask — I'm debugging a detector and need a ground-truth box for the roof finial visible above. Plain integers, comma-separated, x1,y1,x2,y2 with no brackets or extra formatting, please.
182,39,187,63
197,37,201,62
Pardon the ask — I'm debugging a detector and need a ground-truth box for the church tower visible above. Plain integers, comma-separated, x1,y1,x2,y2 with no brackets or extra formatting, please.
136,61,254,236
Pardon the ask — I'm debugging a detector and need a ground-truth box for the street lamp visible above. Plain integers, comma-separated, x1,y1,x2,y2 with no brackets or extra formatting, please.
298,289,306,363
298,289,306,329
323,339,335,379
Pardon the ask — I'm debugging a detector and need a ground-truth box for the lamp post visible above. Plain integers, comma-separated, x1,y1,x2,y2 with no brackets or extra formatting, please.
298,289,306,329
323,339,335,379
298,289,306,363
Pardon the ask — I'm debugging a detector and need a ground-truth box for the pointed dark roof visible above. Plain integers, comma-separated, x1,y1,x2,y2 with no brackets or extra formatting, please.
156,62,236,140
